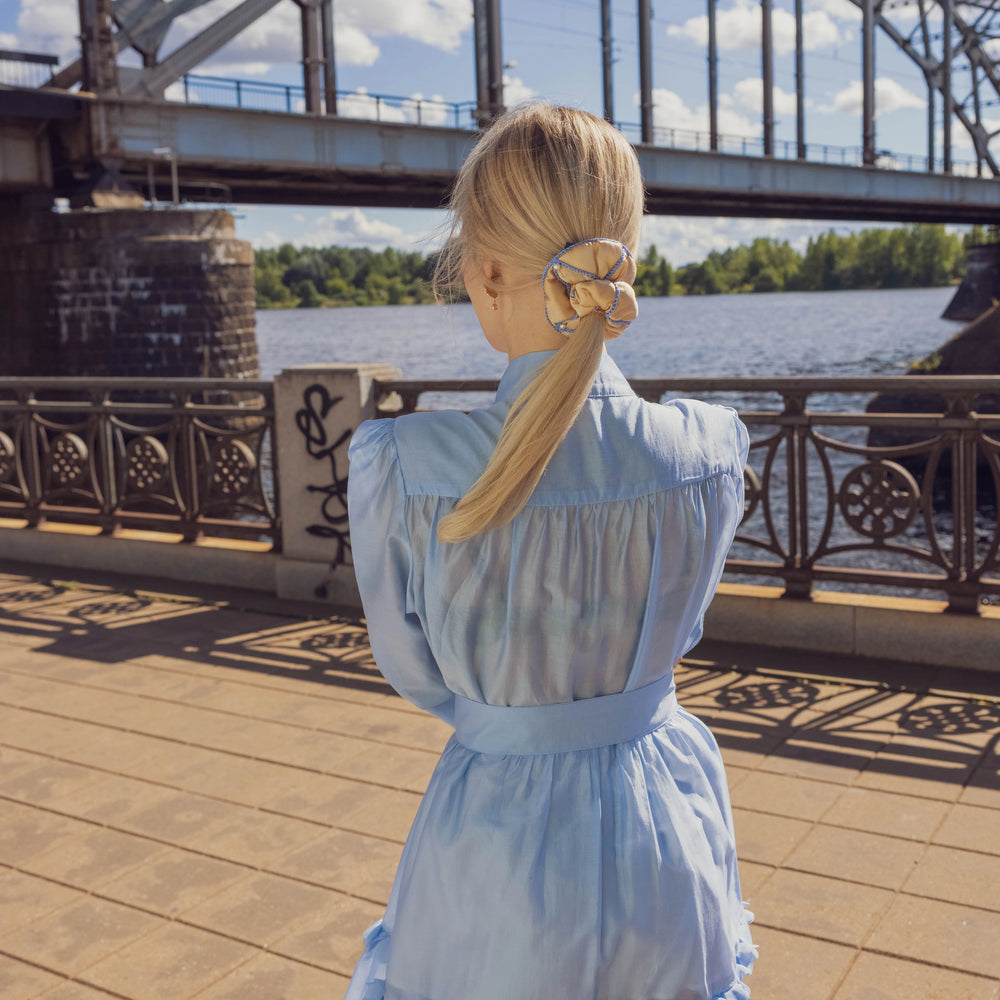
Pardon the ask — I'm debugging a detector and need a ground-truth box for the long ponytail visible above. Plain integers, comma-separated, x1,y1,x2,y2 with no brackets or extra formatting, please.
432,104,644,543
436,314,605,542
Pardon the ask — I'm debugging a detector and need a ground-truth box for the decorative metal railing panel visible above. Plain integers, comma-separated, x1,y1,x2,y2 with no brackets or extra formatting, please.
0,379,279,547
374,375,1000,613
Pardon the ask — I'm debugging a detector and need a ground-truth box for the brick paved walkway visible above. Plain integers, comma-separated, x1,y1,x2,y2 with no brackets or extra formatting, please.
0,564,997,1000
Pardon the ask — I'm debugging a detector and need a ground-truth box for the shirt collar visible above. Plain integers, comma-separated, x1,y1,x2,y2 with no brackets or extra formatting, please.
495,350,634,405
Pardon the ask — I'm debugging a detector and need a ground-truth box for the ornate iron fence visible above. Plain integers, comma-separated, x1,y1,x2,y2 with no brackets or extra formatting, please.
374,375,1000,613
0,379,279,547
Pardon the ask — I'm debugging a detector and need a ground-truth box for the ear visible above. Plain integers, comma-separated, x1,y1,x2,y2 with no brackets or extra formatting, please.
480,260,503,284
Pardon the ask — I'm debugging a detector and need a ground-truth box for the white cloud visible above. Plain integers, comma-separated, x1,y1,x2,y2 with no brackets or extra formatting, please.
251,229,288,250
639,215,851,268
0,31,17,47
333,86,459,126
730,77,805,117
806,0,861,21
502,74,537,108
13,0,78,63
667,0,844,54
8,0,466,78
644,87,758,143
821,77,925,115
295,207,411,250
341,0,470,52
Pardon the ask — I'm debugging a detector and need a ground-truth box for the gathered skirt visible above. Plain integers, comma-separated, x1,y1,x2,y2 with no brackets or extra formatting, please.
345,688,756,1000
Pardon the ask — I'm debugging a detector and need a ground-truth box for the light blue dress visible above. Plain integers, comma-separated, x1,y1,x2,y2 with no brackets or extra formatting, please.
345,350,756,1000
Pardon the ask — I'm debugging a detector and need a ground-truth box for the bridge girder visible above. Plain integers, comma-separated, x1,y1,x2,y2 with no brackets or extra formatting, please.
851,0,1000,176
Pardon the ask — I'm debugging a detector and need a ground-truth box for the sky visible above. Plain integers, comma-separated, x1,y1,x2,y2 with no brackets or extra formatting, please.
0,0,979,265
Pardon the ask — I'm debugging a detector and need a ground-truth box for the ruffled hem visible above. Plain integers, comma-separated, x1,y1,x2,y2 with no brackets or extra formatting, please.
344,905,757,1000
344,919,390,1000
711,902,758,1000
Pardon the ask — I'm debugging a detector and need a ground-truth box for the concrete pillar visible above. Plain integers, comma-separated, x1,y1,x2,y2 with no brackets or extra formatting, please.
0,201,258,379
273,363,399,607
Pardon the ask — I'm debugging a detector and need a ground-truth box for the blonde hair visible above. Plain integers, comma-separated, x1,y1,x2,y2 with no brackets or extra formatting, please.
434,103,644,543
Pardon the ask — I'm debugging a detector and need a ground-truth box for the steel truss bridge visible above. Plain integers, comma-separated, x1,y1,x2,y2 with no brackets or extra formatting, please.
6,0,1000,220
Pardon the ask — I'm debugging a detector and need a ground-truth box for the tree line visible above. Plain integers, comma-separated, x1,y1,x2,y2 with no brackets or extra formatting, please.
255,224,985,309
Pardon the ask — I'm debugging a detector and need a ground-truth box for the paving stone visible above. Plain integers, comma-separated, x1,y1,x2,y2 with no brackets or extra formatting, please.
266,771,382,827
758,732,879,785
902,843,1000,910
269,828,402,903
717,735,780,771
192,952,350,1000
308,700,451,753
81,922,254,999
42,774,167,825
1,896,161,975
739,924,856,1000
750,868,893,946
22,826,166,891
961,751,1000,808
186,809,327,869
331,742,440,795
866,894,1000,979
855,730,982,801
784,823,925,890
114,788,247,845
821,786,950,841
728,769,845,821
0,802,91,866
270,893,384,976
35,982,121,999
100,848,249,916
339,786,423,843
737,860,774,900
39,725,166,774
832,951,1000,1000
0,953,63,1000
183,871,342,947
0,869,84,937
0,758,106,806
933,802,1000,855
731,808,812,867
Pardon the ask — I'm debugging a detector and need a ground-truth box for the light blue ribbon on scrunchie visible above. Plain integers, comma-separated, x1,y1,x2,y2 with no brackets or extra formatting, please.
542,238,639,338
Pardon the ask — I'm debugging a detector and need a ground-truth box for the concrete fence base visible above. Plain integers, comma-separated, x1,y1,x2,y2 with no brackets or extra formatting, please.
704,583,1000,674
3,361,998,674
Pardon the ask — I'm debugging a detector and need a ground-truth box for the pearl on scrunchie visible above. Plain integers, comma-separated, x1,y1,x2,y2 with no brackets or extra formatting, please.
542,239,638,339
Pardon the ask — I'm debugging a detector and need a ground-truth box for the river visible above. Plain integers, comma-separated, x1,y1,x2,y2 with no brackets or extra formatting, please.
256,286,960,400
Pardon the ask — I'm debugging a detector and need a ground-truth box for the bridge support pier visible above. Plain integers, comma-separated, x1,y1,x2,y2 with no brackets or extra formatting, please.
0,198,259,379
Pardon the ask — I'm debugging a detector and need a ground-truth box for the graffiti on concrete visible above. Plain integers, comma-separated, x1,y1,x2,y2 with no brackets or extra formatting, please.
295,383,353,571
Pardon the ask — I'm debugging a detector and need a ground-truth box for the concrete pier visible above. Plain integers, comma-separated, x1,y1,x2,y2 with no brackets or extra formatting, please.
0,202,258,379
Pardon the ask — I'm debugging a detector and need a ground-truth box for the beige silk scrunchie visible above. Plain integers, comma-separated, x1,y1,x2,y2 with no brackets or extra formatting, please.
542,238,638,339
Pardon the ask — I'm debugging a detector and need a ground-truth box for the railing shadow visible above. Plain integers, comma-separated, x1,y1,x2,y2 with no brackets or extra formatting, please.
676,654,1000,792
0,573,391,697
1,571,997,791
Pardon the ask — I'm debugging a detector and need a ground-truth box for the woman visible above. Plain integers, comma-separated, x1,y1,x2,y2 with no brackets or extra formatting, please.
345,103,755,1000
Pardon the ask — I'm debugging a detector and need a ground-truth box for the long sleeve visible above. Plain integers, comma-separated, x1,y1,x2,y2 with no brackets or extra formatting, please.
348,419,455,725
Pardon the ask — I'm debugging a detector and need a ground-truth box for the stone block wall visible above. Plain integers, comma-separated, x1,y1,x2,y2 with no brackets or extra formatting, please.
0,201,258,379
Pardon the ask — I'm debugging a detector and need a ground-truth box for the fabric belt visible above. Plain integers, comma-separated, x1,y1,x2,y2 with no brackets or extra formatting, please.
452,674,678,755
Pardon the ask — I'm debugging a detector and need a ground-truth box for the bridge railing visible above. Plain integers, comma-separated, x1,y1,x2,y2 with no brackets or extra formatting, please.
0,49,58,88
373,374,1000,613
0,379,279,546
175,74,478,129
4,372,999,613
171,74,980,176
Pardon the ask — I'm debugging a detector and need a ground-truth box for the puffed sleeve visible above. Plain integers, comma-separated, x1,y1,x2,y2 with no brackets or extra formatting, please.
679,407,749,657
348,419,455,725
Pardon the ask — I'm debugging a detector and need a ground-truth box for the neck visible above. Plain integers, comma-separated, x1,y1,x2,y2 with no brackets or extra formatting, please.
500,282,570,361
